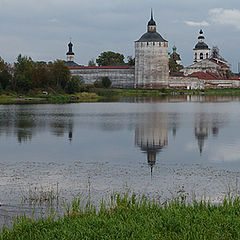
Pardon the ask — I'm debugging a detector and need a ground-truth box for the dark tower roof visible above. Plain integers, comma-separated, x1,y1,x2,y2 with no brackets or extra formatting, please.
66,42,74,55
136,10,167,43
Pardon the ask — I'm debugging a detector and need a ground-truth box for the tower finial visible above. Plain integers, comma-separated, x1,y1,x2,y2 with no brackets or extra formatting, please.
151,8,153,20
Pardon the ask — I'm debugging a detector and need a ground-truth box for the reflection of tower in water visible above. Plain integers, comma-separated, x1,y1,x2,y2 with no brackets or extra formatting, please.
135,112,168,174
194,114,209,155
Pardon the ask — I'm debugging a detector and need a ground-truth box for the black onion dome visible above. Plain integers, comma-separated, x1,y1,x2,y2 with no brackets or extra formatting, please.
66,42,74,55
148,18,156,26
194,42,209,50
198,36,205,40
137,32,167,42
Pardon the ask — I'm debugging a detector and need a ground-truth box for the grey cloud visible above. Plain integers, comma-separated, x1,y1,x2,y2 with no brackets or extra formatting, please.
0,0,239,71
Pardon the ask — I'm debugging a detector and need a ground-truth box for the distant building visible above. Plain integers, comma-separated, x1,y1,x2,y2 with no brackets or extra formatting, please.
66,12,239,90
193,30,210,63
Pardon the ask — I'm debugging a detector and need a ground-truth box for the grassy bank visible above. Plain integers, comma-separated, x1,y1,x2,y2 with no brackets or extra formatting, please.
1,88,240,104
1,194,240,239
0,92,102,104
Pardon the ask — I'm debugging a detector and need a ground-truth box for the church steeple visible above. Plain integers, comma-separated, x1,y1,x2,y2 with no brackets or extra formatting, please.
147,9,156,32
193,29,210,62
66,40,75,62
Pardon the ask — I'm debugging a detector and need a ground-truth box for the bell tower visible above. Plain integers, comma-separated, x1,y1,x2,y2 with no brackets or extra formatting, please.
193,30,210,63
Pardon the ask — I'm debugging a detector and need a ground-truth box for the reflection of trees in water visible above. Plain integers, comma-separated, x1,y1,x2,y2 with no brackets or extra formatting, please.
0,107,74,143
135,112,169,174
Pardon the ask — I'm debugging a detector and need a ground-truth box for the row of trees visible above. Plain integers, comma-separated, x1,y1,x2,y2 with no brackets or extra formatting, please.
0,55,82,93
88,51,135,67
89,51,182,72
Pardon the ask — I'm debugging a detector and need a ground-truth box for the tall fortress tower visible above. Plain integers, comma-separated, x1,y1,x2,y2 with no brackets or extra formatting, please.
135,10,169,88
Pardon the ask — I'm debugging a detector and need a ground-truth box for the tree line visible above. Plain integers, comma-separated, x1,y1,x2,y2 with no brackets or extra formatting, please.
0,55,83,94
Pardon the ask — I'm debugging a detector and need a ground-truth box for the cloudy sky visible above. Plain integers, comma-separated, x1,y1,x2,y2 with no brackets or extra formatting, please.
0,0,239,71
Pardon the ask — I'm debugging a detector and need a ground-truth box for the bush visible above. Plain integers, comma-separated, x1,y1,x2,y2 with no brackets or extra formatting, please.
79,84,94,92
94,80,103,88
64,76,85,94
101,77,112,88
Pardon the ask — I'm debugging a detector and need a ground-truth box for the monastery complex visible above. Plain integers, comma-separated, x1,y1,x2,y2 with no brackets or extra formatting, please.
66,11,240,90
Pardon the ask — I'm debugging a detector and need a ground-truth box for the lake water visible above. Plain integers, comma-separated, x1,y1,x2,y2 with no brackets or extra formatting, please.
1,95,240,226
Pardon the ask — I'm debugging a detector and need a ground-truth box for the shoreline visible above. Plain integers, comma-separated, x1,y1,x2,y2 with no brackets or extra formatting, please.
1,88,240,104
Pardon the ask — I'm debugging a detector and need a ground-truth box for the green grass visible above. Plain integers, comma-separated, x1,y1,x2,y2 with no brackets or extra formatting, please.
2,194,240,239
1,88,240,105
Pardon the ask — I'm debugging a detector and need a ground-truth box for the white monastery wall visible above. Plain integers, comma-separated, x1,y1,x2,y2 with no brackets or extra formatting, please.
70,68,135,88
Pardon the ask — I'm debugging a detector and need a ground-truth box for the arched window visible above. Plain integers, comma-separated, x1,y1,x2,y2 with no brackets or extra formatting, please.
206,53,209,59
195,53,197,60
200,53,203,59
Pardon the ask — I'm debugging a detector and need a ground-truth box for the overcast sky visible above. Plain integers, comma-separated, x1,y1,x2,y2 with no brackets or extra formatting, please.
0,0,239,71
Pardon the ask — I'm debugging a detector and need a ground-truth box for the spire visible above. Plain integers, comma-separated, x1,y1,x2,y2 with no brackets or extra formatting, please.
148,9,156,26
198,29,205,41
147,9,156,32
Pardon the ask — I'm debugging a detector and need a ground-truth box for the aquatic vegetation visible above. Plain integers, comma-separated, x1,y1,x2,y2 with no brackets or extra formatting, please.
1,193,240,239
21,184,60,205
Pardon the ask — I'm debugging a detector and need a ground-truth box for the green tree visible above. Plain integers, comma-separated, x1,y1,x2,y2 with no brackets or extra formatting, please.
13,55,35,92
65,76,83,94
101,77,112,88
0,57,12,90
169,58,184,73
96,51,125,66
49,60,71,90
88,59,96,67
34,62,49,88
127,56,135,66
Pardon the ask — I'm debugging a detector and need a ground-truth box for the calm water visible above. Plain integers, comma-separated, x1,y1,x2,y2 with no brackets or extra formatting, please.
1,95,240,226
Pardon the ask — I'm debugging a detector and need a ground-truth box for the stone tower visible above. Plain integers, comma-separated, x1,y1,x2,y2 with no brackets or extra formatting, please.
135,10,169,88
193,30,210,63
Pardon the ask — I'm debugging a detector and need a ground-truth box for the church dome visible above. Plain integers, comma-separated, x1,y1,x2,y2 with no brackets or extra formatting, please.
194,42,209,50
137,32,167,42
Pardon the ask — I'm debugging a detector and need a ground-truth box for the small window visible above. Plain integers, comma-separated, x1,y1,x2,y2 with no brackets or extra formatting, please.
206,53,209,58
200,53,203,59
195,53,197,60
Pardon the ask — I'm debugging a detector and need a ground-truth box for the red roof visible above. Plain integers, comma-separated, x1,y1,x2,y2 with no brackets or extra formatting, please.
209,58,229,68
188,72,239,80
69,65,133,70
